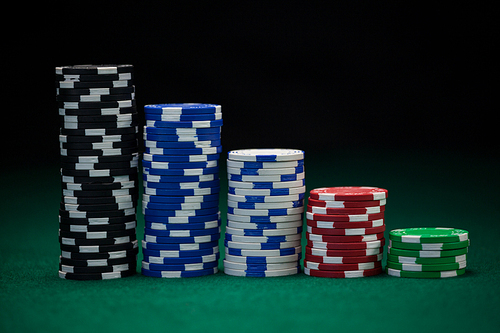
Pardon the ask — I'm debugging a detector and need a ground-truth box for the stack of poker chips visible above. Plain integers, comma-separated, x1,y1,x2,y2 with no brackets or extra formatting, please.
223,149,305,277
387,227,469,278
304,187,387,278
56,64,139,280
140,103,222,278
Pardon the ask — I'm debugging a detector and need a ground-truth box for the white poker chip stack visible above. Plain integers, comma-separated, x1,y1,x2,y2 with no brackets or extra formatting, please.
224,149,305,277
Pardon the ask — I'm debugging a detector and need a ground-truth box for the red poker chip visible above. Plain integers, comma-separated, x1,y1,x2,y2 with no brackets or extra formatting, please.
307,225,386,236
304,260,382,271
305,253,383,264
306,211,385,222
305,232,385,242
304,266,383,278
307,198,386,208
307,204,385,215
306,237,385,249
306,219,384,229
306,246,383,257
309,187,388,201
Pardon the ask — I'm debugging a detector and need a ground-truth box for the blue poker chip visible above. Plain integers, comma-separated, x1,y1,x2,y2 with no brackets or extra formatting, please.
142,240,219,251
143,166,219,176
228,166,304,175
144,179,220,189
143,193,219,204
141,267,218,278
223,260,298,270
142,246,219,257
144,126,221,135
228,193,305,203
224,253,301,264
144,113,222,121
143,133,221,142
225,226,303,236
145,233,220,244
228,179,305,189
142,260,218,271
142,160,218,170
145,226,220,237
142,152,220,163
227,207,304,216
228,149,304,162
223,266,300,277
225,246,302,257
226,213,303,223
143,252,220,264
229,200,303,209
224,239,300,250
144,187,221,196
227,159,304,169
142,200,219,210
145,219,221,230
228,173,304,182
144,103,221,115
144,212,220,224
224,233,300,243
143,207,219,217
228,186,306,196
145,119,223,128
226,220,303,230
145,146,222,155
143,173,217,183
145,139,221,149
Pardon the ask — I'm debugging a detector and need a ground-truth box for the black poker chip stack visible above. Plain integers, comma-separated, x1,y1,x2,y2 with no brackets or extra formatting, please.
56,64,139,280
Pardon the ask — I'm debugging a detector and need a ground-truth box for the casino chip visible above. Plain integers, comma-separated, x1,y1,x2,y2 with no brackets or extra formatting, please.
223,149,305,277
304,186,388,278
386,227,470,278
141,104,222,278
56,64,138,280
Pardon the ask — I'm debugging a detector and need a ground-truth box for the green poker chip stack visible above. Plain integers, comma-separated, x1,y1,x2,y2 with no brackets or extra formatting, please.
386,227,469,278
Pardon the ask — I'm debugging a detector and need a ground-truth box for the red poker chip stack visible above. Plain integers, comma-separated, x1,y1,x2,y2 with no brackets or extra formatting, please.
304,186,388,278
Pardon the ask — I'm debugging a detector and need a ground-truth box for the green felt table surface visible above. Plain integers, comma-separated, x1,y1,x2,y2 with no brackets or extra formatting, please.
1,149,498,333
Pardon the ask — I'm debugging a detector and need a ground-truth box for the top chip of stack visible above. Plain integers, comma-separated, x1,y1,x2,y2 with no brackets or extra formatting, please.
224,148,305,277
304,186,388,278
56,64,139,280
141,103,222,278
387,227,469,278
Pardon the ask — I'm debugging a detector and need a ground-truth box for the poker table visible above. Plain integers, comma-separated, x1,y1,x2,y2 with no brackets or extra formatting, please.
1,149,498,333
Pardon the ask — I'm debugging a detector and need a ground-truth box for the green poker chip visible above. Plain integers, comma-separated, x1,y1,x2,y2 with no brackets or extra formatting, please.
389,239,470,251
389,227,469,243
388,246,469,258
387,253,467,265
386,260,467,272
386,267,466,278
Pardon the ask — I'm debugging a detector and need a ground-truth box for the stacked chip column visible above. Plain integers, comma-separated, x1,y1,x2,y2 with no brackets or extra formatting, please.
224,149,305,277
304,187,387,278
56,64,139,280
387,227,469,278
141,104,222,278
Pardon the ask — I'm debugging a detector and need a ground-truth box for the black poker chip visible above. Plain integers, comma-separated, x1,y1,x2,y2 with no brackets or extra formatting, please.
60,153,139,164
60,146,139,157
59,235,137,246
55,72,134,82
58,106,137,116
59,255,137,267
60,247,139,260
59,113,138,123
59,126,138,136
55,64,134,75
58,208,136,219
58,268,136,280
56,93,135,102
59,240,139,253
59,220,137,232
56,86,135,96
58,263,136,274
55,79,134,89
58,214,137,225
57,99,136,109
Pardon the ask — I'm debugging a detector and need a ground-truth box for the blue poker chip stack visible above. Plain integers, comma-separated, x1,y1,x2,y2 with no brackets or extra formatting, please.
141,103,222,278
224,149,305,277
56,65,139,280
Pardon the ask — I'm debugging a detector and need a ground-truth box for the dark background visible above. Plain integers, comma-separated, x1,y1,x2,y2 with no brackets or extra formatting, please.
6,2,495,166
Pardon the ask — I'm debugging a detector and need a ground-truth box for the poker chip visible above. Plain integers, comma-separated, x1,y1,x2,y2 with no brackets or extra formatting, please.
141,104,222,278
386,227,470,278
224,149,305,277
304,186,388,278
56,64,138,279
